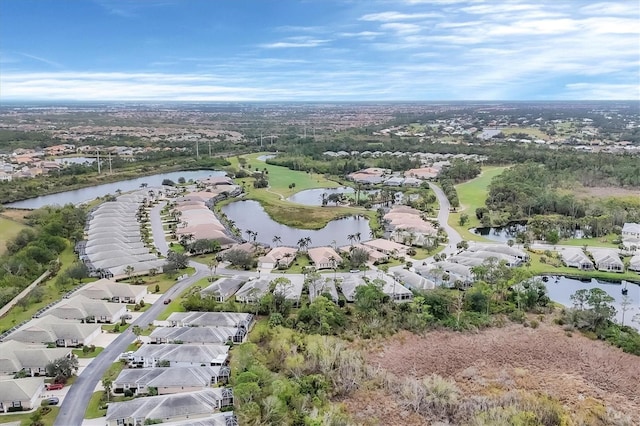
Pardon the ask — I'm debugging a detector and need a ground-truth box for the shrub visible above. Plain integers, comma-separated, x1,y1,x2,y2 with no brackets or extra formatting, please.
529,320,539,329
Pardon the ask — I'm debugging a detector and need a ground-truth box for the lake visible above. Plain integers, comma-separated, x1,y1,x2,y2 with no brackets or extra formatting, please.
544,275,640,330
6,170,225,209
288,187,381,206
473,222,584,242
221,200,372,247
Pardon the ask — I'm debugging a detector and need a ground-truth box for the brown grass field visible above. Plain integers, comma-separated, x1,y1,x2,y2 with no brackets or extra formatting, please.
343,320,640,425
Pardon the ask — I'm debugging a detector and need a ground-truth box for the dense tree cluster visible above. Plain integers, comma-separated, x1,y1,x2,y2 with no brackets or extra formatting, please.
0,205,86,312
486,163,640,236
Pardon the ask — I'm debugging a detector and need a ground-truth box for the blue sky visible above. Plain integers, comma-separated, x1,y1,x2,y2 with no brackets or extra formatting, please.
1,0,639,101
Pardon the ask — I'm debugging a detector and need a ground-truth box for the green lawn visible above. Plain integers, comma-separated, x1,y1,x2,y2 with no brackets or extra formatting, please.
84,391,106,419
558,234,619,249
224,153,376,230
448,166,509,241
102,322,130,333
0,216,28,255
0,406,60,426
72,346,104,358
526,251,640,282
157,277,210,320
117,269,193,294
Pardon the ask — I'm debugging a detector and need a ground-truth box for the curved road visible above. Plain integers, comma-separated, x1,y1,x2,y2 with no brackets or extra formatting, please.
57,183,462,425
428,182,462,256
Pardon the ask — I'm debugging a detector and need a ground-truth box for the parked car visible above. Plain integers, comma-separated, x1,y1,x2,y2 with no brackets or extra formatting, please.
46,383,64,391
46,397,59,405
163,298,171,304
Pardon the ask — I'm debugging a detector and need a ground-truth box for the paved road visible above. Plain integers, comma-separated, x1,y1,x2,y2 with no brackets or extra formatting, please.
54,269,208,426
428,182,462,256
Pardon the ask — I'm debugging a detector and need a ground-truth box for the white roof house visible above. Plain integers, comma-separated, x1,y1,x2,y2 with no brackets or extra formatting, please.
0,341,73,376
200,276,247,302
414,262,474,286
588,248,624,273
75,278,147,303
622,223,640,238
308,278,339,303
559,248,594,270
629,254,640,272
467,243,529,261
363,239,408,256
106,388,234,426
113,366,230,395
393,269,435,291
44,295,126,323
159,413,238,426
0,377,45,413
272,276,304,303
339,275,367,302
130,344,230,368
258,246,298,269
235,277,271,303
9,315,102,347
165,312,254,330
150,325,247,344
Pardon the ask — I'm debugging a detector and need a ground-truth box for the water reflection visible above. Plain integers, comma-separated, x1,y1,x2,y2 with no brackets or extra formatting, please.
544,275,640,330
221,200,371,247
6,170,225,209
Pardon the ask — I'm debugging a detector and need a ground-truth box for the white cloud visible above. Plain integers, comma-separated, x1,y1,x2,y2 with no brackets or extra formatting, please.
260,38,330,49
380,22,422,34
360,11,441,22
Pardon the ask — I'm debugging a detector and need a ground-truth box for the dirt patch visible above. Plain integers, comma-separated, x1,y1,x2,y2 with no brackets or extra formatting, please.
361,321,640,423
572,186,640,199
1,208,30,223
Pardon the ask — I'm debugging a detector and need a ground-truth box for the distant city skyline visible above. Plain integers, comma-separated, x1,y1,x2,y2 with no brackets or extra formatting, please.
1,0,639,101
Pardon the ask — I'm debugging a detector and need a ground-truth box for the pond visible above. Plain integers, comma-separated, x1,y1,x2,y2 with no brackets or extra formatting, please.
6,170,225,209
288,187,381,206
544,275,640,330
221,200,372,247
473,222,584,243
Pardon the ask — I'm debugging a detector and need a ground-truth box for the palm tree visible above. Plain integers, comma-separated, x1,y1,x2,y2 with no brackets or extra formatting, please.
329,255,338,282
245,229,253,242
303,236,312,250
354,232,361,243
297,238,307,252
347,234,356,246
272,235,282,247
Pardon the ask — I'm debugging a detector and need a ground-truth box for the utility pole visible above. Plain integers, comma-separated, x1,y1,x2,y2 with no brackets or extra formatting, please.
96,148,101,174
108,152,112,174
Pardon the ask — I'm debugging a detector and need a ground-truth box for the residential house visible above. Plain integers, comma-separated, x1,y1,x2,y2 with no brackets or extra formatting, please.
308,278,339,303
363,239,408,257
338,244,388,264
0,377,45,413
559,248,594,270
393,269,435,291
235,278,271,303
622,223,640,239
377,274,413,302
629,254,640,272
414,262,473,287
258,246,298,269
44,295,126,323
165,312,254,330
339,275,367,302
75,278,147,304
200,276,247,302
0,341,73,376
130,344,230,368
307,247,342,270
105,388,234,426
154,412,238,426
272,276,304,304
150,326,247,344
113,366,230,395
9,315,101,347
467,243,530,261
588,248,624,273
